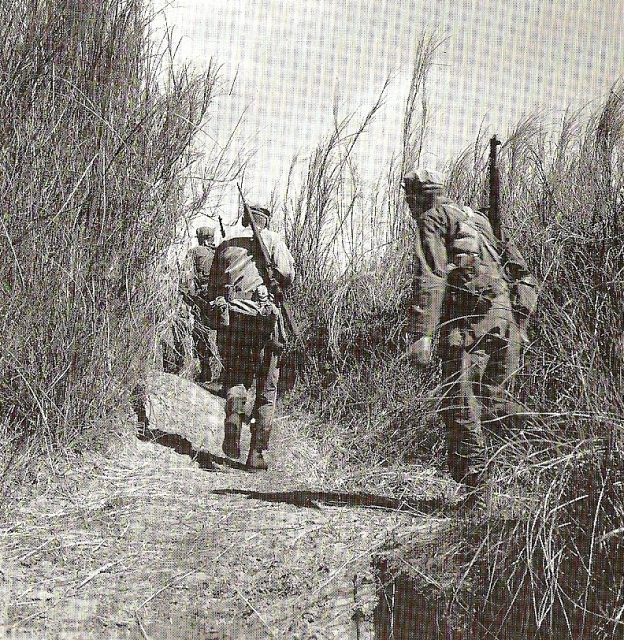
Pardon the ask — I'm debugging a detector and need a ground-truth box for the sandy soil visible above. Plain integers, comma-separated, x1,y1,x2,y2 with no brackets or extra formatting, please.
1,372,449,639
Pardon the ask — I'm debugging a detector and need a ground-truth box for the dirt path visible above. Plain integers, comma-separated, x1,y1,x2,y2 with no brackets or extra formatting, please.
1,373,448,639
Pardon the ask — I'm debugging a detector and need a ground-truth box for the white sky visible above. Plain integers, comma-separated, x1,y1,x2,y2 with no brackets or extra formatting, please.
157,0,624,219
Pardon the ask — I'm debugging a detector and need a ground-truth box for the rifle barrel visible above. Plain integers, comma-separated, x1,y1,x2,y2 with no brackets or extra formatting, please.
218,215,226,239
489,135,502,241
236,184,300,341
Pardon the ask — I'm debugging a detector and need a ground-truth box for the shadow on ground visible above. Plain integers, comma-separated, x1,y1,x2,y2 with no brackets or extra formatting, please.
137,424,249,471
212,488,452,515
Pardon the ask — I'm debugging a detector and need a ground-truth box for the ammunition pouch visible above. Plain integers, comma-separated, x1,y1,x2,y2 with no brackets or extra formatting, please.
508,278,537,345
208,285,291,355
269,307,289,353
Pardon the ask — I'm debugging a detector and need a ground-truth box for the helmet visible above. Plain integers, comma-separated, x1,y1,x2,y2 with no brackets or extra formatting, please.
196,225,215,239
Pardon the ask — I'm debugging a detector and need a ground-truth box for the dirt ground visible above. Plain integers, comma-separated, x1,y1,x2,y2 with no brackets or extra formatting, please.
1,372,451,639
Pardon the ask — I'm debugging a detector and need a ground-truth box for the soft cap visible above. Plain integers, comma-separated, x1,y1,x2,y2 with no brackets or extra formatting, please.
405,168,446,187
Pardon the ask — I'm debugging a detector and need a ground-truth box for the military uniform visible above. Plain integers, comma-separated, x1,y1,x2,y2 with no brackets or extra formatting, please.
206,210,294,470
180,227,220,382
408,195,536,487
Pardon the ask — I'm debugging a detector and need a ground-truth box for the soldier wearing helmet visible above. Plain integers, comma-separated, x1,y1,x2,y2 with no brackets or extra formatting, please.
205,203,295,471
179,224,221,383
403,168,536,500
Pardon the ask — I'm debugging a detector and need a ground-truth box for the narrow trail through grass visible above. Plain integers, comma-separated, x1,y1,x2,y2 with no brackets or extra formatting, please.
1,373,448,640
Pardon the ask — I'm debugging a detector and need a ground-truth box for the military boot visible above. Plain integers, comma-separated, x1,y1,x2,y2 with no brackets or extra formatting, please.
222,386,246,459
245,426,264,470
255,404,274,451
245,406,273,470
246,449,268,471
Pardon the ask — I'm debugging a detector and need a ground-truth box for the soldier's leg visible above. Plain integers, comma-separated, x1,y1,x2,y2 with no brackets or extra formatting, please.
247,346,279,470
220,319,254,459
480,332,524,436
441,346,488,489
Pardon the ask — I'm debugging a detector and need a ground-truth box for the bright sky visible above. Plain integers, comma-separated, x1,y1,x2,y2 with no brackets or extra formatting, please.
158,0,624,219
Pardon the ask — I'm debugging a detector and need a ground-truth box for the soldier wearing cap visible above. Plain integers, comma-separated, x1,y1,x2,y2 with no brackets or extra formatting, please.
206,204,295,470
403,168,536,496
180,225,221,383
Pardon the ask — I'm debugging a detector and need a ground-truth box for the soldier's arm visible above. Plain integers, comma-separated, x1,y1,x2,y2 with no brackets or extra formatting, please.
408,209,449,338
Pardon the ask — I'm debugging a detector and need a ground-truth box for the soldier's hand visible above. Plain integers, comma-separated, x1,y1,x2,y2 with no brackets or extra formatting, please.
404,336,433,366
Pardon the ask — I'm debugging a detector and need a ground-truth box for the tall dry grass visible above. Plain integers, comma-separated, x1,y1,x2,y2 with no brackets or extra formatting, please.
0,0,216,486
279,36,444,469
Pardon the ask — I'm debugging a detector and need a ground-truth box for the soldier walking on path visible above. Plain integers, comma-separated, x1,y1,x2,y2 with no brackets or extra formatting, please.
180,225,221,383
402,168,537,498
206,203,295,470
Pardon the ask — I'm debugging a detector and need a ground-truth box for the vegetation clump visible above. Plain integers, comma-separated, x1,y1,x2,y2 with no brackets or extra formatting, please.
0,0,215,485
